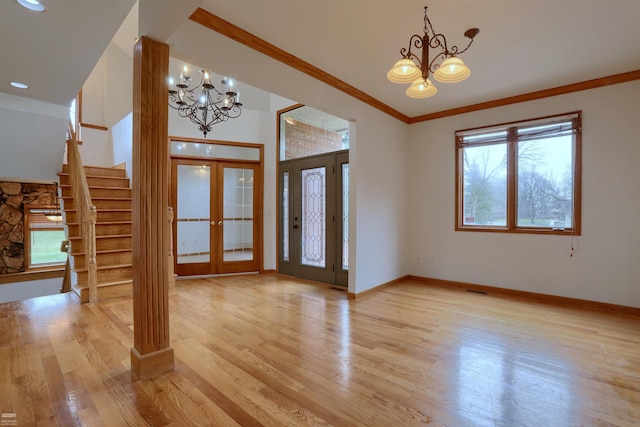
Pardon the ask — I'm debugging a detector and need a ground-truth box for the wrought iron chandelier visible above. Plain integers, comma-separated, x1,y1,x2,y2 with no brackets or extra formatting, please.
168,65,242,137
387,5,479,98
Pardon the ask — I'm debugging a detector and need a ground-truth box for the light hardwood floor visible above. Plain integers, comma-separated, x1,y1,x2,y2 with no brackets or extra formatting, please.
1,274,639,426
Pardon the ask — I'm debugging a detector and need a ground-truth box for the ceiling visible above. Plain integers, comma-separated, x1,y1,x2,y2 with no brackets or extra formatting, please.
0,0,136,183
196,0,640,119
0,0,136,106
2,0,640,120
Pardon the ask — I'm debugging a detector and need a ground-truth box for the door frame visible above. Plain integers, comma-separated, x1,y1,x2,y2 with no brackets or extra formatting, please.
278,150,349,286
170,138,263,276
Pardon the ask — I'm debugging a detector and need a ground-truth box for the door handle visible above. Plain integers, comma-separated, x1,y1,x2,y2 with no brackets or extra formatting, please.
293,224,298,229
218,220,224,225
210,221,216,226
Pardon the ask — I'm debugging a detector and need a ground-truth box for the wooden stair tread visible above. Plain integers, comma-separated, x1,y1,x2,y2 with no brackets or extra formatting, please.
61,196,131,200
60,171,129,179
62,164,134,302
97,279,132,287
63,208,132,217
64,208,132,212
60,183,129,188
73,263,132,273
70,248,132,256
61,164,126,171
66,221,132,226
68,233,132,241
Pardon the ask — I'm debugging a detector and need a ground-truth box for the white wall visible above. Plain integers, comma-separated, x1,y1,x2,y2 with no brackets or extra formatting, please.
407,80,640,308
112,112,133,179
78,127,113,167
0,94,68,183
169,21,410,293
104,43,133,127
79,41,134,169
0,277,62,304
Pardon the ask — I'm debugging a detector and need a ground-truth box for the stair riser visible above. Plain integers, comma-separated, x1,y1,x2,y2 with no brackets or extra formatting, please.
70,236,132,253
73,281,132,303
76,266,133,286
65,210,131,223
67,223,132,237
62,198,131,210
61,165,127,178
72,251,132,269
61,186,132,199
59,175,130,188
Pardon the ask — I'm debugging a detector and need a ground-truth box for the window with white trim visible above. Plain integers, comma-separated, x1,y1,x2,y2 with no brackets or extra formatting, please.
455,112,581,234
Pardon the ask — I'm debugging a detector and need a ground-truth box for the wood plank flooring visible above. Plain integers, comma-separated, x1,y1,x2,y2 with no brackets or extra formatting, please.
1,274,639,426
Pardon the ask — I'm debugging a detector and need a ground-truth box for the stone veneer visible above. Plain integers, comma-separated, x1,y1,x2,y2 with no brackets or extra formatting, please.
0,181,57,274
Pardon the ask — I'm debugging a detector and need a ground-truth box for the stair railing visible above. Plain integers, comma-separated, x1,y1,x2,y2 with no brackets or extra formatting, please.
67,122,98,302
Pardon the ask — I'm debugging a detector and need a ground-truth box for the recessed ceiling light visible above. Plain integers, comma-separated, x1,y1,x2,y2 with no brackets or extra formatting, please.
16,0,45,12
10,81,29,89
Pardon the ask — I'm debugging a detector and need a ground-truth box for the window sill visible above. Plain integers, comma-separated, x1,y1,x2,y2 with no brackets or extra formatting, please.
0,268,65,285
455,226,580,236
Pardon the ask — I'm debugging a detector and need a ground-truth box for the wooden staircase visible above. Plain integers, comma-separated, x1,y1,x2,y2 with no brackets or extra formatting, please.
60,164,133,302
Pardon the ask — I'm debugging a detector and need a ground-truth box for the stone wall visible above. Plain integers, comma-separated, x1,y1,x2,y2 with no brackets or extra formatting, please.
0,182,57,274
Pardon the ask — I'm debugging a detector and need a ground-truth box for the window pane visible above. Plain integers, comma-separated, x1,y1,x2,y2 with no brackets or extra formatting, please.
517,136,573,228
171,141,260,161
279,106,349,160
30,230,66,266
176,165,210,264
223,167,254,262
456,112,580,234
462,144,507,226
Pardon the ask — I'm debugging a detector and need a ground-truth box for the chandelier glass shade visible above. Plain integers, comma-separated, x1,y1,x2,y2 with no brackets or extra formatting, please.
387,5,479,98
406,78,438,98
387,58,421,83
168,66,242,137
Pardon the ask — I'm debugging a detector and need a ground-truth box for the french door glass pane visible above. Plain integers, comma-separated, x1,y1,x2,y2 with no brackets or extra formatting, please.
462,145,507,226
223,167,254,262
342,163,349,270
301,167,326,267
177,165,210,264
282,171,290,261
517,136,573,228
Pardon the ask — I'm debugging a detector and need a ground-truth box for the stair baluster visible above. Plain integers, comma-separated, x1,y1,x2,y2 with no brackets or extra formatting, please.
67,122,99,302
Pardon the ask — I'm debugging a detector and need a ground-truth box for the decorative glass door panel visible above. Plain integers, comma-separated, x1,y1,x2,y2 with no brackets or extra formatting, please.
341,163,349,270
300,167,326,268
335,151,349,286
223,167,254,262
176,164,211,274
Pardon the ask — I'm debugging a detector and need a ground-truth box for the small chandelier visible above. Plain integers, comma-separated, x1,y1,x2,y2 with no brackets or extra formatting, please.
45,184,62,222
168,65,242,137
387,5,479,98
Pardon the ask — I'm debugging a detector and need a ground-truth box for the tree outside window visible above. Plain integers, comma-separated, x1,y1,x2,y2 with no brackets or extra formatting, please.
456,112,581,234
